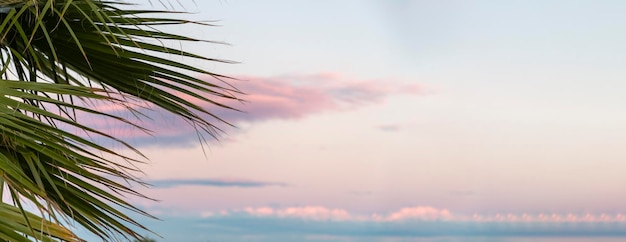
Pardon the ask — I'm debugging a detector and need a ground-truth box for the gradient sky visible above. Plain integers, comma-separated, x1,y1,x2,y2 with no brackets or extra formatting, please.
75,0,626,241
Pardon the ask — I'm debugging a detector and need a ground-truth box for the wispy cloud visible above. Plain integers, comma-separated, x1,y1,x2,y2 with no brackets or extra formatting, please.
148,178,288,188
207,205,626,224
71,73,422,147
221,73,421,122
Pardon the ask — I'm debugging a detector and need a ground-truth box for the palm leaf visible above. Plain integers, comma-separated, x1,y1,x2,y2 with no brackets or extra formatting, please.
0,0,240,241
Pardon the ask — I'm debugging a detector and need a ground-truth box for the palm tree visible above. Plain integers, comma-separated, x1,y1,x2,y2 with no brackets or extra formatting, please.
0,0,238,241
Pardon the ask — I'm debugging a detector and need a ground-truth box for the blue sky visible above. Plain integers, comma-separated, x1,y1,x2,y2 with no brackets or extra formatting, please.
70,0,626,241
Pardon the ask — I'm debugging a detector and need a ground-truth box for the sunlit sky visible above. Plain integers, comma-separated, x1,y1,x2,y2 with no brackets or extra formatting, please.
81,1,626,241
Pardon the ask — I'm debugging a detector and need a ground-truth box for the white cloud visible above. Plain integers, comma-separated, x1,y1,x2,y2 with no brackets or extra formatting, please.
381,206,453,221
242,206,352,221
203,205,626,224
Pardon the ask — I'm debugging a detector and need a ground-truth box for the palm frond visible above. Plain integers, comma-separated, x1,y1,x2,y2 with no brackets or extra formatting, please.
0,0,239,241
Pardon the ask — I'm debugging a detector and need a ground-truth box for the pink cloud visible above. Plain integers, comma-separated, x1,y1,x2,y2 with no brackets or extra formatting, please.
211,73,421,122
69,73,422,147
380,206,453,221
219,206,455,222
242,206,352,221
204,205,626,224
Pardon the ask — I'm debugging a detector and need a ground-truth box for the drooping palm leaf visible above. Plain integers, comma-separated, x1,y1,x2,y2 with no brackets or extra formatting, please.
0,0,239,241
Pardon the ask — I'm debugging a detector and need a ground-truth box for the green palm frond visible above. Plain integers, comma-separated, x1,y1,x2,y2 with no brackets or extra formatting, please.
0,202,80,242
0,0,24,7
0,0,239,241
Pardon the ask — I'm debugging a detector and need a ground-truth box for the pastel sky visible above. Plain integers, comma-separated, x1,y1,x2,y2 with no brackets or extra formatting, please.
76,0,626,241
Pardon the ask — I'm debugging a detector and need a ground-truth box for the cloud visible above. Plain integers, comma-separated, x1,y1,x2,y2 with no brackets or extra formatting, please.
238,206,454,222
206,205,626,224
148,178,288,188
127,206,626,241
200,216,626,238
101,205,626,241
381,207,453,221
69,73,422,147
220,73,421,122
231,206,456,222
242,206,352,221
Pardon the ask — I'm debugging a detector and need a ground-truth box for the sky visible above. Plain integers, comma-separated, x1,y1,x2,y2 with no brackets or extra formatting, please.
75,0,626,241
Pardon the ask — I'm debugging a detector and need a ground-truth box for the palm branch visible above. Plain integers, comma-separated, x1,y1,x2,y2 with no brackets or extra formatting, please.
0,0,239,241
